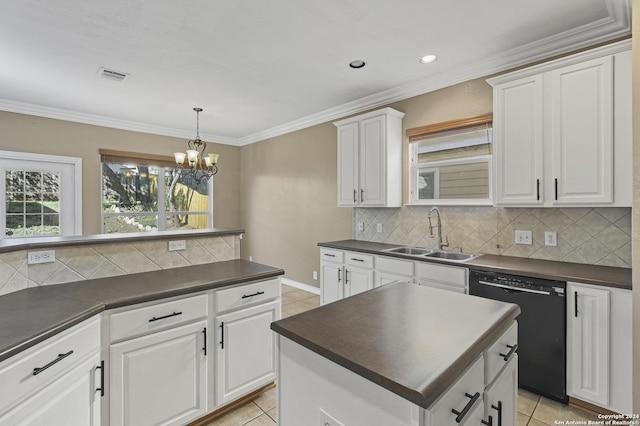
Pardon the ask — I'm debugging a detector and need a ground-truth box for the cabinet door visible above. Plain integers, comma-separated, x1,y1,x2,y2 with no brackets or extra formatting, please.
359,115,386,206
551,56,613,204
494,75,544,205
110,321,208,426
484,355,517,426
567,283,610,406
0,353,101,426
337,122,359,206
344,266,374,297
215,301,279,406
321,262,343,305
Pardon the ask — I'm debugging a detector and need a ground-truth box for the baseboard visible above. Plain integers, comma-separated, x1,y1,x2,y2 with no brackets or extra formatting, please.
281,278,321,295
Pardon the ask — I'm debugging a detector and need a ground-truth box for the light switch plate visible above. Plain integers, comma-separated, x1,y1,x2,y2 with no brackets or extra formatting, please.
376,223,383,233
515,230,532,245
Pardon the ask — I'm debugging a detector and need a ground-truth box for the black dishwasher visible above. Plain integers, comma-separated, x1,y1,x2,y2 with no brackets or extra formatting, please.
469,270,567,403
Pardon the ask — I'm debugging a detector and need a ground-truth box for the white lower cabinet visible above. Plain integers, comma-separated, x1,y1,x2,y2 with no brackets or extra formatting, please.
374,255,414,287
320,249,374,304
567,282,632,413
215,300,279,406
484,355,518,426
0,316,102,426
415,262,468,293
0,351,102,426
110,320,208,426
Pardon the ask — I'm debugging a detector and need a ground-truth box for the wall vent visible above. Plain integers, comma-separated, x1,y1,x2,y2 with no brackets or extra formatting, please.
97,67,129,82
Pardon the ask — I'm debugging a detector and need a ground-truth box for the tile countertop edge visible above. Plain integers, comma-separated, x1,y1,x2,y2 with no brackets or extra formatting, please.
318,240,632,290
271,283,520,409
0,260,284,363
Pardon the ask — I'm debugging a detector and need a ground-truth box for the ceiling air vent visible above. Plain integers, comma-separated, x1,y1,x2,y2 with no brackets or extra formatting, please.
97,67,129,82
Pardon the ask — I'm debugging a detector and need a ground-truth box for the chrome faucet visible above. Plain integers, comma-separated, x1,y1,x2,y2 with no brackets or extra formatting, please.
428,207,449,250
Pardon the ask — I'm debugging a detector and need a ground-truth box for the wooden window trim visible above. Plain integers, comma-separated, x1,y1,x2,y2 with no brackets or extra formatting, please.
99,149,176,168
407,113,493,143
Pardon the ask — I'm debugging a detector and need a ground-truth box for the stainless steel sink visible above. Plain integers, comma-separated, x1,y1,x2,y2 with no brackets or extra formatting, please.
424,251,475,261
384,247,434,256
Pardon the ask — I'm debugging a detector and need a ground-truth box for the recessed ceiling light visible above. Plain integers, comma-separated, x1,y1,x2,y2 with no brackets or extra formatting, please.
349,60,366,69
419,54,438,64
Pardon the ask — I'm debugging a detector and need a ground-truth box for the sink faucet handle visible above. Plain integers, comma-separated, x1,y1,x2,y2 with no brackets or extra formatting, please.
441,234,450,249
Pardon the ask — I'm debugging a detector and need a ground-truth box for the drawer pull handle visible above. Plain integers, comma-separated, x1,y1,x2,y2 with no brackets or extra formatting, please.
242,291,265,299
324,253,336,257
482,415,493,426
350,258,365,262
451,392,480,423
149,311,182,322
499,344,518,361
96,360,105,396
33,350,74,376
492,401,503,426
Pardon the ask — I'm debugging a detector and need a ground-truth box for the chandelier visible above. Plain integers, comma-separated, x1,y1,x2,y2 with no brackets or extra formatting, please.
174,107,219,182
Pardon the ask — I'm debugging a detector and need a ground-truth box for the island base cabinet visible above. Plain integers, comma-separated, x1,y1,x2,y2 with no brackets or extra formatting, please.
278,336,421,426
110,320,208,426
484,355,518,426
215,300,278,407
0,352,101,426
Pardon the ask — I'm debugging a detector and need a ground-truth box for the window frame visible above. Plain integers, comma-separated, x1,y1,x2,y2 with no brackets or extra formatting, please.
408,114,494,206
100,151,214,234
0,150,82,239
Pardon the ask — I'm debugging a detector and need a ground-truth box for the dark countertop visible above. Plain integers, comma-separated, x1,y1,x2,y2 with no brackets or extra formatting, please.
318,240,631,290
0,228,245,254
271,282,520,409
0,259,284,362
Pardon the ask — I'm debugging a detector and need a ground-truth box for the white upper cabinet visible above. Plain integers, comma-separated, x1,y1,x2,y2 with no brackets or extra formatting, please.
334,108,405,207
489,40,631,207
550,56,613,204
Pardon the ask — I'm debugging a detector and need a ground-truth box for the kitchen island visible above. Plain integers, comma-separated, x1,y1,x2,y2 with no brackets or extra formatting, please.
271,281,520,426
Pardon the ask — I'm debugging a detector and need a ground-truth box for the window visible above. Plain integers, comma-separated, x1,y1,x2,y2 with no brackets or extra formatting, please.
100,150,213,234
409,114,493,205
0,151,82,239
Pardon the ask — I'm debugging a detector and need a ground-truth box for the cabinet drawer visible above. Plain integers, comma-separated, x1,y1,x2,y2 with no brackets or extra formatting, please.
426,356,484,425
345,251,374,268
484,321,518,386
0,316,100,413
375,255,414,276
215,279,280,314
110,293,208,342
320,248,343,263
416,262,467,287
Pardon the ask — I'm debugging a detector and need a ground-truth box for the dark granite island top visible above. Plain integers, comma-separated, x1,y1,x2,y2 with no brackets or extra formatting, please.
0,259,284,362
271,281,520,410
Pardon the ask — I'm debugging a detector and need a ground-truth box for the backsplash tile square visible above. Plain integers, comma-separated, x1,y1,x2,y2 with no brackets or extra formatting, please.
354,207,631,268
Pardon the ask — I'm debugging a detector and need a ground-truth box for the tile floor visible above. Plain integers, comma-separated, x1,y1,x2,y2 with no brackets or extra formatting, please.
205,285,599,426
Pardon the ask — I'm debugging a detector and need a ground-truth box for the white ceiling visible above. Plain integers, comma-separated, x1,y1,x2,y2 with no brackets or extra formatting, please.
0,0,631,146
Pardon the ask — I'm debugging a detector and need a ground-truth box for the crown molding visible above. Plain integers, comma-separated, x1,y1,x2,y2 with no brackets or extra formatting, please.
0,99,240,146
0,0,630,148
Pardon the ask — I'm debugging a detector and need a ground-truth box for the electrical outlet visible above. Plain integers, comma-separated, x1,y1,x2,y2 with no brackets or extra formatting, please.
357,222,364,232
515,230,532,245
168,240,186,251
313,271,318,280
27,250,56,265
249,256,253,262
376,223,383,233
545,231,557,247
318,408,345,426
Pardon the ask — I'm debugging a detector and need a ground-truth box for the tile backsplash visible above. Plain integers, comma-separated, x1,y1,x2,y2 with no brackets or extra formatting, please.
0,235,240,296
354,206,631,268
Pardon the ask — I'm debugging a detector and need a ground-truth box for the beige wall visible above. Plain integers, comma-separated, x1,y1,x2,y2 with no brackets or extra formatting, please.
239,124,352,286
632,0,639,413
0,111,241,233
239,78,492,287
